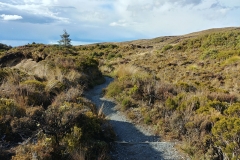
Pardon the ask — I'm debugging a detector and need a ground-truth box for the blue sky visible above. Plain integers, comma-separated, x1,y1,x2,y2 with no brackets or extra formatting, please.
0,0,240,46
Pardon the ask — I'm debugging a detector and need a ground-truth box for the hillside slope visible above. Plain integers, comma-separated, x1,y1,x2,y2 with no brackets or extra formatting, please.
77,27,240,159
0,27,240,159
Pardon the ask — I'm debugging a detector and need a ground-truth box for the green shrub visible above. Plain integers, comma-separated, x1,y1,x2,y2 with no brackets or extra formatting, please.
165,98,177,110
128,85,138,95
121,97,132,110
223,56,240,66
178,96,200,112
0,98,25,117
62,126,82,151
107,53,115,60
78,56,99,70
106,82,123,97
224,103,240,117
177,82,196,92
162,44,173,52
196,106,213,114
144,114,152,124
212,117,240,160
173,45,183,51
0,43,12,51
201,49,219,59
216,50,240,60
207,100,228,113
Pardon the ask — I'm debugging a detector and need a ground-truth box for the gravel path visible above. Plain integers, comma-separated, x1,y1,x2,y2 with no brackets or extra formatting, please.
85,77,186,160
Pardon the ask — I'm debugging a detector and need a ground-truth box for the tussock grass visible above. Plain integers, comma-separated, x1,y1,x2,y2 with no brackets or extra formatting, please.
114,64,139,78
223,55,240,66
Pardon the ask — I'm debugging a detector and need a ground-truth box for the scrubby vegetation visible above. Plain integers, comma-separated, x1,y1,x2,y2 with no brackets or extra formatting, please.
0,44,114,159
99,27,240,159
1,27,240,159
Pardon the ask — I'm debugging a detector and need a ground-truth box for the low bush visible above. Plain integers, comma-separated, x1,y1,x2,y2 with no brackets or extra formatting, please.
21,80,46,91
0,98,25,117
106,81,123,97
162,44,173,52
212,117,240,160
121,97,132,110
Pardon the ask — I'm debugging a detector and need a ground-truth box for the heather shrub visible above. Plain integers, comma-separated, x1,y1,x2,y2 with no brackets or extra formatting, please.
106,81,123,97
121,97,132,110
224,103,240,117
0,98,25,117
162,44,173,52
212,117,240,160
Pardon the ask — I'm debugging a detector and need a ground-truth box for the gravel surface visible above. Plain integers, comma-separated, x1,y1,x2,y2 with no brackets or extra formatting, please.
85,77,186,160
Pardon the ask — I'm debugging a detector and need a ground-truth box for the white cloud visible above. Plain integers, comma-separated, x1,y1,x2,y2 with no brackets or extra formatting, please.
0,14,23,20
0,1,69,23
110,20,127,27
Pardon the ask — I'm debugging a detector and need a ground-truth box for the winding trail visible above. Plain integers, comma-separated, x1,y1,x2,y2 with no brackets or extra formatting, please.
85,77,185,160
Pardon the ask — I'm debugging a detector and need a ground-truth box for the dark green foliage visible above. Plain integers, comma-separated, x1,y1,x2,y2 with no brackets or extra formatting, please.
0,43,12,52
177,82,197,92
121,97,132,110
212,117,240,160
0,98,25,117
144,114,152,124
207,100,228,113
58,30,71,47
165,97,177,110
173,45,182,50
201,49,219,59
106,81,122,97
224,103,240,117
162,44,173,52
107,53,115,60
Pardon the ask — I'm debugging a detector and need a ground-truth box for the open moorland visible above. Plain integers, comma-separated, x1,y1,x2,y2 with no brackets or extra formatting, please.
0,27,240,159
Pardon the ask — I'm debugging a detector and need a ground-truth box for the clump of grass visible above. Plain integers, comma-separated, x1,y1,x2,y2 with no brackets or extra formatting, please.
162,44,173,52
0,98,25,117
187,64,199,71
201,49,219,59
144,114,152,124
105,82,123,97
121,97,132,110
114,64,139,78
222,56,240,66
21,80,46,91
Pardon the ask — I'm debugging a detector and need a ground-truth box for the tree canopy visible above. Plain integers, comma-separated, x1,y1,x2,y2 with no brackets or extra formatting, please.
58,29,71,47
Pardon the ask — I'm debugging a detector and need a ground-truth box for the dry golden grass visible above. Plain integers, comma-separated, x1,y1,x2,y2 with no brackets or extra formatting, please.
114,64,139,78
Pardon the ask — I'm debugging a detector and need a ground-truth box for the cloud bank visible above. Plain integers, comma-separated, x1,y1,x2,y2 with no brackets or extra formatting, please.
0,0,239,46
0,14,22,21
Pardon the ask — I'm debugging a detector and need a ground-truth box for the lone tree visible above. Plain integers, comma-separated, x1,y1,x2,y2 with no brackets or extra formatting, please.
58,29,71,47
